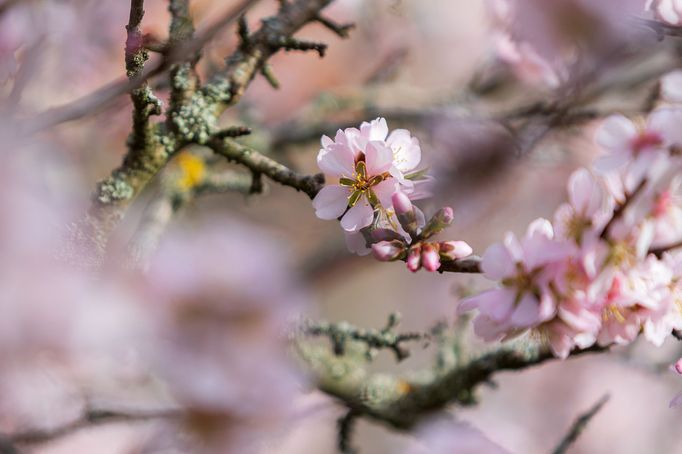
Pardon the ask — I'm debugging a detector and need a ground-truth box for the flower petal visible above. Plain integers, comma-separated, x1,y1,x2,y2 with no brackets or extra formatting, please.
312,185,349,220
595,115,637,152
340,199,374,232
317,143,355,177
365,141,393,176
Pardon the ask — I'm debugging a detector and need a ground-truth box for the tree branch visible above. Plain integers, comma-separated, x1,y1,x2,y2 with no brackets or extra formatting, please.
551,394,610,454
298,340,606,430
4,407,182,447
208,137,324,199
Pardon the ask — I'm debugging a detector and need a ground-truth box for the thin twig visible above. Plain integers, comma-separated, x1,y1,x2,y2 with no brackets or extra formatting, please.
551,395,610,454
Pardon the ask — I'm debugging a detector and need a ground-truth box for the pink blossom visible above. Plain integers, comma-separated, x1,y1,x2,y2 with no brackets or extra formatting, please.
313,118,423,233
488,0,652,88
594,110,682,187
661,70,682,103
458,219,570,340
648,0,682,25
553,168,613,244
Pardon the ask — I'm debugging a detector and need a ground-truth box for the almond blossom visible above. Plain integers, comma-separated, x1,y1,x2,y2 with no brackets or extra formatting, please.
647,0,682,25
312,118,424,233
458,219,570,341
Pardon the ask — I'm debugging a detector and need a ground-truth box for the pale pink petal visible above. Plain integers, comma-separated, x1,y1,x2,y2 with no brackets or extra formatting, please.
648,107,682,147
365,141,393,175
321,135,333,148
459,288,516,322
568,168,603,217
360,118,388,141
386,129,421,172
373,179,399,208
312,185,349,220
317,144,355,177
345,232,370,256
510,293,540,327
481,242,516,280
595,115,638,152
340,200,374,232
661,70,682,103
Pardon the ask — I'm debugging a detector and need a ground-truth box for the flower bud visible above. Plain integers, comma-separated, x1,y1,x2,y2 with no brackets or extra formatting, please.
406,245,422,272
392,191,413,215
420,207,454,239
372,240,406,262
393,191,419,237
674,357,682,375
421,243,441,272
439,240,473,261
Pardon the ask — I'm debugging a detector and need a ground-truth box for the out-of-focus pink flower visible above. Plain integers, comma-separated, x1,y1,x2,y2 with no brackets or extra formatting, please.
459,219,570,340
661,70,682,103
488,0,652,88
143,220,307,452
649,178,682,248
403,418,511,454
554,168,613,244
648,0,682,24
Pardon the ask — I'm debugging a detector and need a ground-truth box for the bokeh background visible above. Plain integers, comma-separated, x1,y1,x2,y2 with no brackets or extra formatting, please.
4,0,682,452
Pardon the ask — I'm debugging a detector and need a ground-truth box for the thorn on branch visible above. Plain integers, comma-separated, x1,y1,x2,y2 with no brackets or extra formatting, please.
261,64,281,89
337,410,359,454
214,126,252,138
270,36,327,57
551,394,610,454
315,15,355,38
249,171,264,194
237,14,251,49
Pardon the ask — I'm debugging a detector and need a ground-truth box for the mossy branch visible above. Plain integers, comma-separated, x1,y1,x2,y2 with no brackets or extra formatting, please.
298,339,606,430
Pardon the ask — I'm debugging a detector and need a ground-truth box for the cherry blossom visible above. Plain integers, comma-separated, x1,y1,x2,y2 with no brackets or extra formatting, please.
312,118,424,232
458,219,570,341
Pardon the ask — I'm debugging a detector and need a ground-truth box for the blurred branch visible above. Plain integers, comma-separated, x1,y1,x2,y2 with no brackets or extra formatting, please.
299,340,606,430
303,313,425,361
23,0,261,134
551,395,610,454
129,165,255,265
4,407,182,447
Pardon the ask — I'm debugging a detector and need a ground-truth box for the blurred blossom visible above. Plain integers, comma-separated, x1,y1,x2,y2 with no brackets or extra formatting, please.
488,0,653,88
142,220,309,452
403,418,510,454
648,0,682,24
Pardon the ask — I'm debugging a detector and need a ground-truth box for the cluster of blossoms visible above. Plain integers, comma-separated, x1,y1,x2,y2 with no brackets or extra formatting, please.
312,118,472,271
459,73,682,358
487,0,655,88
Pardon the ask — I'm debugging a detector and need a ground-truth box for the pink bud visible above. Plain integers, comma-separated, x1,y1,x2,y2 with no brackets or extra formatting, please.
441,207,454,224
392,191,413,215
406,245,422,272
439,241,473,260
674,358,682,375
371,241,405,262
421,243,441,272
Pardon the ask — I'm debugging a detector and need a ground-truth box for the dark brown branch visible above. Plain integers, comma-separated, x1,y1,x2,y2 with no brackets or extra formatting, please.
551,395,610,454
6,407,182,447
208,137,324,199
24,0,261,133
650,239,682,258
438,256,482,274
599,178,647,240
